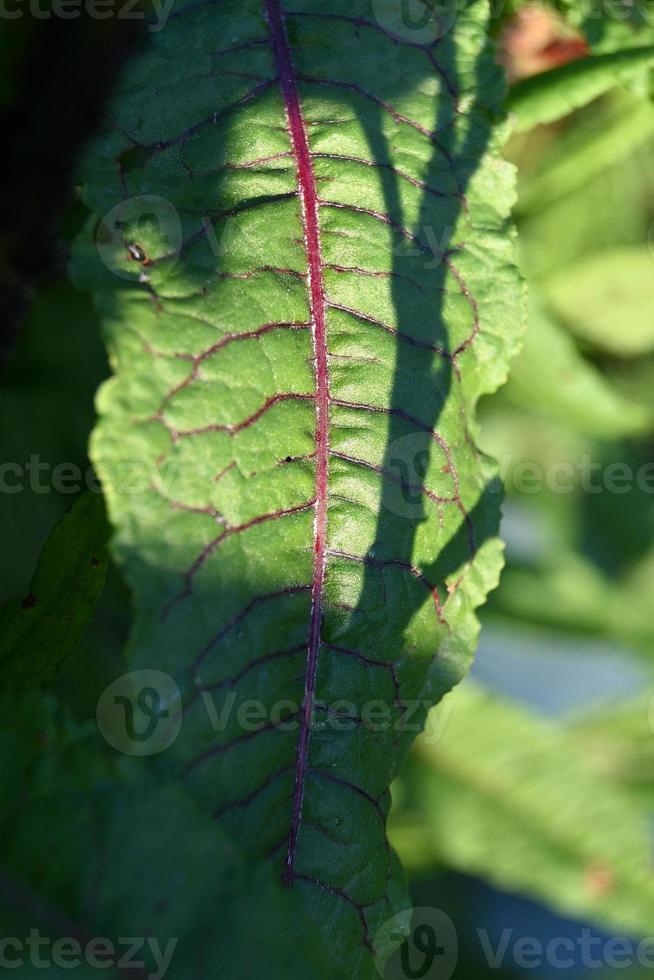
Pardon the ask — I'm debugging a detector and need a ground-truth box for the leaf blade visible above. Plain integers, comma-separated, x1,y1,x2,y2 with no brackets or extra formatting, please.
0,492,108,687
393,683,654,936
508,45,654,132
74,1,523,972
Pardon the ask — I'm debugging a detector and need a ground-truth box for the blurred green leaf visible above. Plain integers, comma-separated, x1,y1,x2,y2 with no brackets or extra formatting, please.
545,246,654,356
0,492,108,687
517,93,654,218
569,694,654,807
391,683,654,936
491,554,654,654
564,0,654,54
504,300,651,435
0,277,110,597
518,0,654,54
508,47,654,132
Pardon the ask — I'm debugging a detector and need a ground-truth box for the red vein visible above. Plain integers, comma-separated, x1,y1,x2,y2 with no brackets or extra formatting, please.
166,498,317,614
191,585,311,672
312,152,450,198
327,301,448,355
169,391,313,438
329,449,456,505
265,0,330,886
196,320,311,362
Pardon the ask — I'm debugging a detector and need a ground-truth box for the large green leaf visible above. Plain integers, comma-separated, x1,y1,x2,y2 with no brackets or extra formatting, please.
72,0,522,972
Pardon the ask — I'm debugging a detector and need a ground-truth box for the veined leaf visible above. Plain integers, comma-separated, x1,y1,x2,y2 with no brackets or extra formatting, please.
507,45,654,132
0,492,108,687
73,0,522,972
392,683,654,936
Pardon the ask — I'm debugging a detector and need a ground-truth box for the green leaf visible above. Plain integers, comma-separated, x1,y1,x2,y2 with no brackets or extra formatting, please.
72,0,522,973
516,92,654,218
391,683,654,936
0,689,344,980
569,694,654,804
507,46,654,132
495,546,654,658
545,245,654,356
514,105,654,284
513,0,654,55
503,300,651,436
561,0,654,55
0,492,108,687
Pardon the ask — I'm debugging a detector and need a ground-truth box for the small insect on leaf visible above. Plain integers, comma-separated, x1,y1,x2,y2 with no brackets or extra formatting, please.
127,242,147,262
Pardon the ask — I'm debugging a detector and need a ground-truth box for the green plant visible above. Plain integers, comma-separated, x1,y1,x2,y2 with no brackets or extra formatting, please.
3,1,654,977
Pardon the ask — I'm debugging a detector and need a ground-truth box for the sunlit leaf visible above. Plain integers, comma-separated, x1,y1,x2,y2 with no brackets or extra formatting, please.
70,0,523,972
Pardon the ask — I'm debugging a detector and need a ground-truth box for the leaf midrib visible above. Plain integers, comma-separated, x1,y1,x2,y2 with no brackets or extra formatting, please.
263,0,330,886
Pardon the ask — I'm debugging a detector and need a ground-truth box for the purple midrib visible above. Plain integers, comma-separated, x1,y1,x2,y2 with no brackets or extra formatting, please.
263,0,330,884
